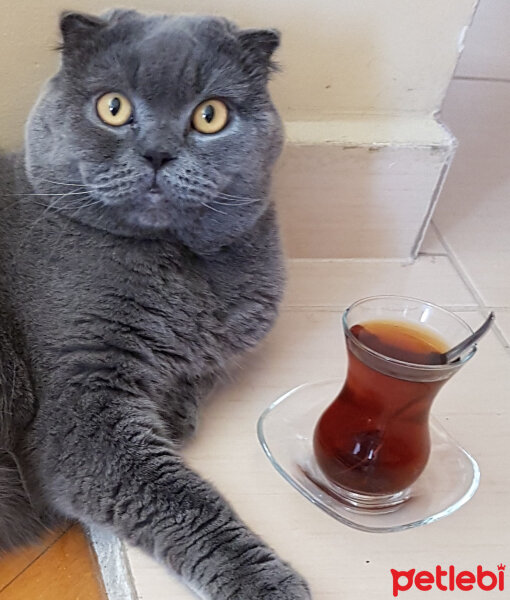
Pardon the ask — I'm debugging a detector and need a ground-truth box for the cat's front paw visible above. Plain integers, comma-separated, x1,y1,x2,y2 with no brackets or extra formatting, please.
234,561,311,600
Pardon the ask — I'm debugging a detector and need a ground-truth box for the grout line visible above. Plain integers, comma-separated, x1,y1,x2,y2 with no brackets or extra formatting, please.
287,257,412,264
411,145,456,258
431,222,488,306
497,333,510,350
454,75,510,84
431,221,510,351
0,527,70,594
418,251,449,257
281,304,481,313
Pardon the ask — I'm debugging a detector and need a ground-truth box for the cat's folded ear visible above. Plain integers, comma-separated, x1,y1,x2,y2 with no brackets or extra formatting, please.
237,29,281,82
58,11,107,54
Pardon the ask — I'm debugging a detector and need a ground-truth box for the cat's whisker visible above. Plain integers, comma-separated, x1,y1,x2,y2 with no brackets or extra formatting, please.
51,200,104,227
200,201,227,216
27,174,143,197
215,192,263,202
89,176,144,193
44,213,76,264
33,176,86,187
48,197,104,213
185,172,261,203
51,200,98,211
70,198,104,211
216,199,263,206
209,198,260,207
3,190,87,216
216,192,264,204
31,195,92,212
31,173,142,195
9,191,89,197
0,198,47,212
3,448,46,524
17,190,90,249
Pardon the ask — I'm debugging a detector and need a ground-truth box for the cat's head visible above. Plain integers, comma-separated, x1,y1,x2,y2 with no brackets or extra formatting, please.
25,10,283,252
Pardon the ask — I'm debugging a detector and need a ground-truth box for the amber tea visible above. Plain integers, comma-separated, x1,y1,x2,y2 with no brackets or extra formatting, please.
313,319,451,497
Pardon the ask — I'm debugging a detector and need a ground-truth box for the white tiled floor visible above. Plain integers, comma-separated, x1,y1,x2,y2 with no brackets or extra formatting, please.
284,257,476,309
419,226,446,255
495,311,510,348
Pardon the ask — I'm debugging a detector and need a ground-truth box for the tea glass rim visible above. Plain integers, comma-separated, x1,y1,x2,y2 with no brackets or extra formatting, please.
342,295,477,372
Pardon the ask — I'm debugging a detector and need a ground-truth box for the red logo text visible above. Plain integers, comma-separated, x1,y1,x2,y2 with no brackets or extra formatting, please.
391,564,505,596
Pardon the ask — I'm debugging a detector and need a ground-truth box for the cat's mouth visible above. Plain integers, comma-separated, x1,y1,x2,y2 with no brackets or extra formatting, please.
143,183,166,203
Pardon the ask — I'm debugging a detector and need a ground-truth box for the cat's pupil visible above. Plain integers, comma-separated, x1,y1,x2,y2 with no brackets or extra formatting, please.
109,97,121,116
203,104,215,123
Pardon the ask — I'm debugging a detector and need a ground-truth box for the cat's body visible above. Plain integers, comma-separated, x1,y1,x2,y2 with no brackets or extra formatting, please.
0,10,310,599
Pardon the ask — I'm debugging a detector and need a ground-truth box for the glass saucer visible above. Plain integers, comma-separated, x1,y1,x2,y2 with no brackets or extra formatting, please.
257,379,480,533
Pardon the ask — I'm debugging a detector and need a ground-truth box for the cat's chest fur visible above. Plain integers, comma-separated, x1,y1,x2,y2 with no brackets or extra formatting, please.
7,205,283,396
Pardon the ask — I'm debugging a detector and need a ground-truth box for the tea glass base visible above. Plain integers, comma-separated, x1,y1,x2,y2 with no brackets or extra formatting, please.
303,472,412,513
257,379,480,533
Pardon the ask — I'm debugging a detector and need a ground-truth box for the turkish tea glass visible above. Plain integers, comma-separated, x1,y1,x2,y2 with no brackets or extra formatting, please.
313,296,476,510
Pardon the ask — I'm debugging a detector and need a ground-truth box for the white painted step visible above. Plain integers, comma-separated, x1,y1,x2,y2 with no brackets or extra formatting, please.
275,116,455,259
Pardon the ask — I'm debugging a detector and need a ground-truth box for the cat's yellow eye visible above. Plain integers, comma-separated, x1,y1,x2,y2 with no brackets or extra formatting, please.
96,92,133,127
192,99,229,134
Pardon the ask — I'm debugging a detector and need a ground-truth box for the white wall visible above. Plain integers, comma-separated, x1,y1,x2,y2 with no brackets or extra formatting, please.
431,0,510,305
454,0,510,81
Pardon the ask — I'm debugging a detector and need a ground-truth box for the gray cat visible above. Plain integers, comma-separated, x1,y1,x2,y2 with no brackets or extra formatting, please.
0,9,311,599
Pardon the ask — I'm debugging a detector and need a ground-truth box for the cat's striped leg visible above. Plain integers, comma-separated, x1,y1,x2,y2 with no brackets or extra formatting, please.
38,389,311,600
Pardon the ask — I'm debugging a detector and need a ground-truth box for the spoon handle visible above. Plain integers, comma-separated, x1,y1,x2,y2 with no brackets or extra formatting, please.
443,312,495,363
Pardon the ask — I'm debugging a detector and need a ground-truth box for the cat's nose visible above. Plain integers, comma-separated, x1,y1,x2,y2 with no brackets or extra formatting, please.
142,150,175,170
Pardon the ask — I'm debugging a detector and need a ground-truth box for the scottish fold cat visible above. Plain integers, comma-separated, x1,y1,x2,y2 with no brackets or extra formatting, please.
0,9,310,599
